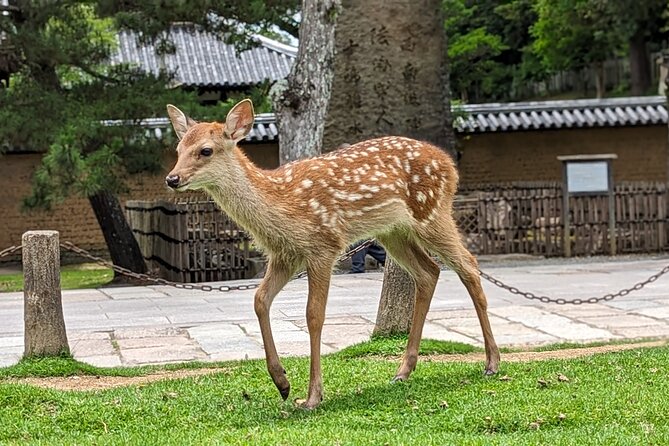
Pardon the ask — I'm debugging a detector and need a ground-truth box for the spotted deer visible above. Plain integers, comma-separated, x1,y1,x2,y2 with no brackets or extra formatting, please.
165,99,500,409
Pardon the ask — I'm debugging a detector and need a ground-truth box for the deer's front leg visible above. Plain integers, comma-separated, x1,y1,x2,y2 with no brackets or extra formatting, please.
302,264,332,409
254,258,295,400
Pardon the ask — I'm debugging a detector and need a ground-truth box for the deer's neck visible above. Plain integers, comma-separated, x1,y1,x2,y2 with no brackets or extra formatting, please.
204,148,285,249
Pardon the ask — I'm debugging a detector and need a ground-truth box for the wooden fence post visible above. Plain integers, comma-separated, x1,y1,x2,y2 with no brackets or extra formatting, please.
22,230,70,357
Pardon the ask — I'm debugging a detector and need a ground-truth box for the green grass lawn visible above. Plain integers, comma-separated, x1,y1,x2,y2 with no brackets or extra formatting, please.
1,342,668,445
0,264,113,293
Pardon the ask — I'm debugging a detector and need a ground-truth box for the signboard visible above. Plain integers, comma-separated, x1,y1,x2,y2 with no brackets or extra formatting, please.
558,154,617,256
565,161,609,194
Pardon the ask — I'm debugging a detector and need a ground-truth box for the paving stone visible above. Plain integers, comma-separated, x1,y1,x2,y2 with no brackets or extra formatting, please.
605,299,666,312
274,341,333,357
165,310,229,324
490,306,616,341
116,335,194,350
0,345,23,356
321,323,374,348
70,339,116,357
580,314,664,328
68,331,112,341
421,322,481,345
606,325,669,338
114,327,185,339
121,343,207,365
0,336,23,348
540,304,625,318
105,309,165,319
0,354,20,367
634,306,669,320
103,316,172,328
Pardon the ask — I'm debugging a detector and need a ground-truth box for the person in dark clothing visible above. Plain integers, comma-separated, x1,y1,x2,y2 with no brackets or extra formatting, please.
349,240,386,273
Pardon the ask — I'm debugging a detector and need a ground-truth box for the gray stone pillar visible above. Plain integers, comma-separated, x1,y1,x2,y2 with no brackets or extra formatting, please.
22,230,70,357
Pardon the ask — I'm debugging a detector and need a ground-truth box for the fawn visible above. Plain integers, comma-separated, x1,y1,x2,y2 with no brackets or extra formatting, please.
165,99,500,409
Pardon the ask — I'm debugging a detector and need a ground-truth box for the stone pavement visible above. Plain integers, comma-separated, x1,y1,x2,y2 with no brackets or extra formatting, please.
2,256,669,368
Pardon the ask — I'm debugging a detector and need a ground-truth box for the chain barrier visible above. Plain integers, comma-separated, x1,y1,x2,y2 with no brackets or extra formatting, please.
3,241,668,304
59,239,377,293
479,264,669,305
0,245,23,259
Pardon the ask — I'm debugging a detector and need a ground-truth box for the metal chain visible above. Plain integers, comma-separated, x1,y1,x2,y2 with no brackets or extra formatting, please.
59,242,261,292
5,241,667,303
0,245,22,258
479,264,669,305
59,239,377,292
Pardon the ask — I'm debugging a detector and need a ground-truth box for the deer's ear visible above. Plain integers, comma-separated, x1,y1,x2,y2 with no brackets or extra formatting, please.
225,99,255,142
166,104,197,140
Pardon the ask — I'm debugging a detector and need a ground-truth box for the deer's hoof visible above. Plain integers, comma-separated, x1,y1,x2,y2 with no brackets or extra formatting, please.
484,367,498,376
279,384,291,400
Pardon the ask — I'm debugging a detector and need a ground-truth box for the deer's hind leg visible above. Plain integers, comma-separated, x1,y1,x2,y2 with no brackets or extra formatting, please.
417,215,500,375
254,256,297,400
376,232,441,382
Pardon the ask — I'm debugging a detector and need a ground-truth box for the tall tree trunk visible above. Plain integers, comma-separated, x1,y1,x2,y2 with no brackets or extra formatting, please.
271,0,341,164
629,30,651,96
324,0,454,335
88,191,147,278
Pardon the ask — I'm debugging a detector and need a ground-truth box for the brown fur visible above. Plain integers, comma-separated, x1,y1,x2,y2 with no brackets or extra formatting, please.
166,100,500,409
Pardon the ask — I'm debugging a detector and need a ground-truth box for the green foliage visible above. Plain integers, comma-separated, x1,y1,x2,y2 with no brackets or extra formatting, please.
0,264,113,292
335,334,479,358
531,0,625,72
444,0,538,102
0,2,289,211
1,346,669,444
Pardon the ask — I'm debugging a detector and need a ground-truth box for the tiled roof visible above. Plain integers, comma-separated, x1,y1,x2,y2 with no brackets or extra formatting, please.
127,113,279,142
111,24,297,88
123,96,669,144
454,96,668,133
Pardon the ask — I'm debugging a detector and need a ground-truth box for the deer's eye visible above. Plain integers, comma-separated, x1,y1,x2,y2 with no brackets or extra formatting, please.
200,147,213,157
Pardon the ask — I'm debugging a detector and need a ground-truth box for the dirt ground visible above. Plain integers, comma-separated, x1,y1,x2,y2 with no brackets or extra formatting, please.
3,340,665,391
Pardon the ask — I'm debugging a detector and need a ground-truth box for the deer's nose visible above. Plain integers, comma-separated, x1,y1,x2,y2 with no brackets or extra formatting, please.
165,175,180,189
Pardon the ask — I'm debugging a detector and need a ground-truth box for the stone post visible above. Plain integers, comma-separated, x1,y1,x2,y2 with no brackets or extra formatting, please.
22,230,70,357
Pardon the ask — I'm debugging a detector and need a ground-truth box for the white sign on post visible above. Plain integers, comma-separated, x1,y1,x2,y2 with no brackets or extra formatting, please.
565,161,609,194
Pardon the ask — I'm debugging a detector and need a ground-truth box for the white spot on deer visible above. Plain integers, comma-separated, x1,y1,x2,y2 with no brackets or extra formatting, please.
413,151,420,158
343,175,352,182
327,168,336,176
367,146,379,152
359,151,368,156
318,179,329,188
309,198,321,211
336,179,345,187
403,160,411,174
428,190,435,198
425,165,432,176
407,151,415,160
301,179,313,189
416,191,427,203
360,184,380,193
353,175,361,183
431,159,439,169
412,174,420,184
